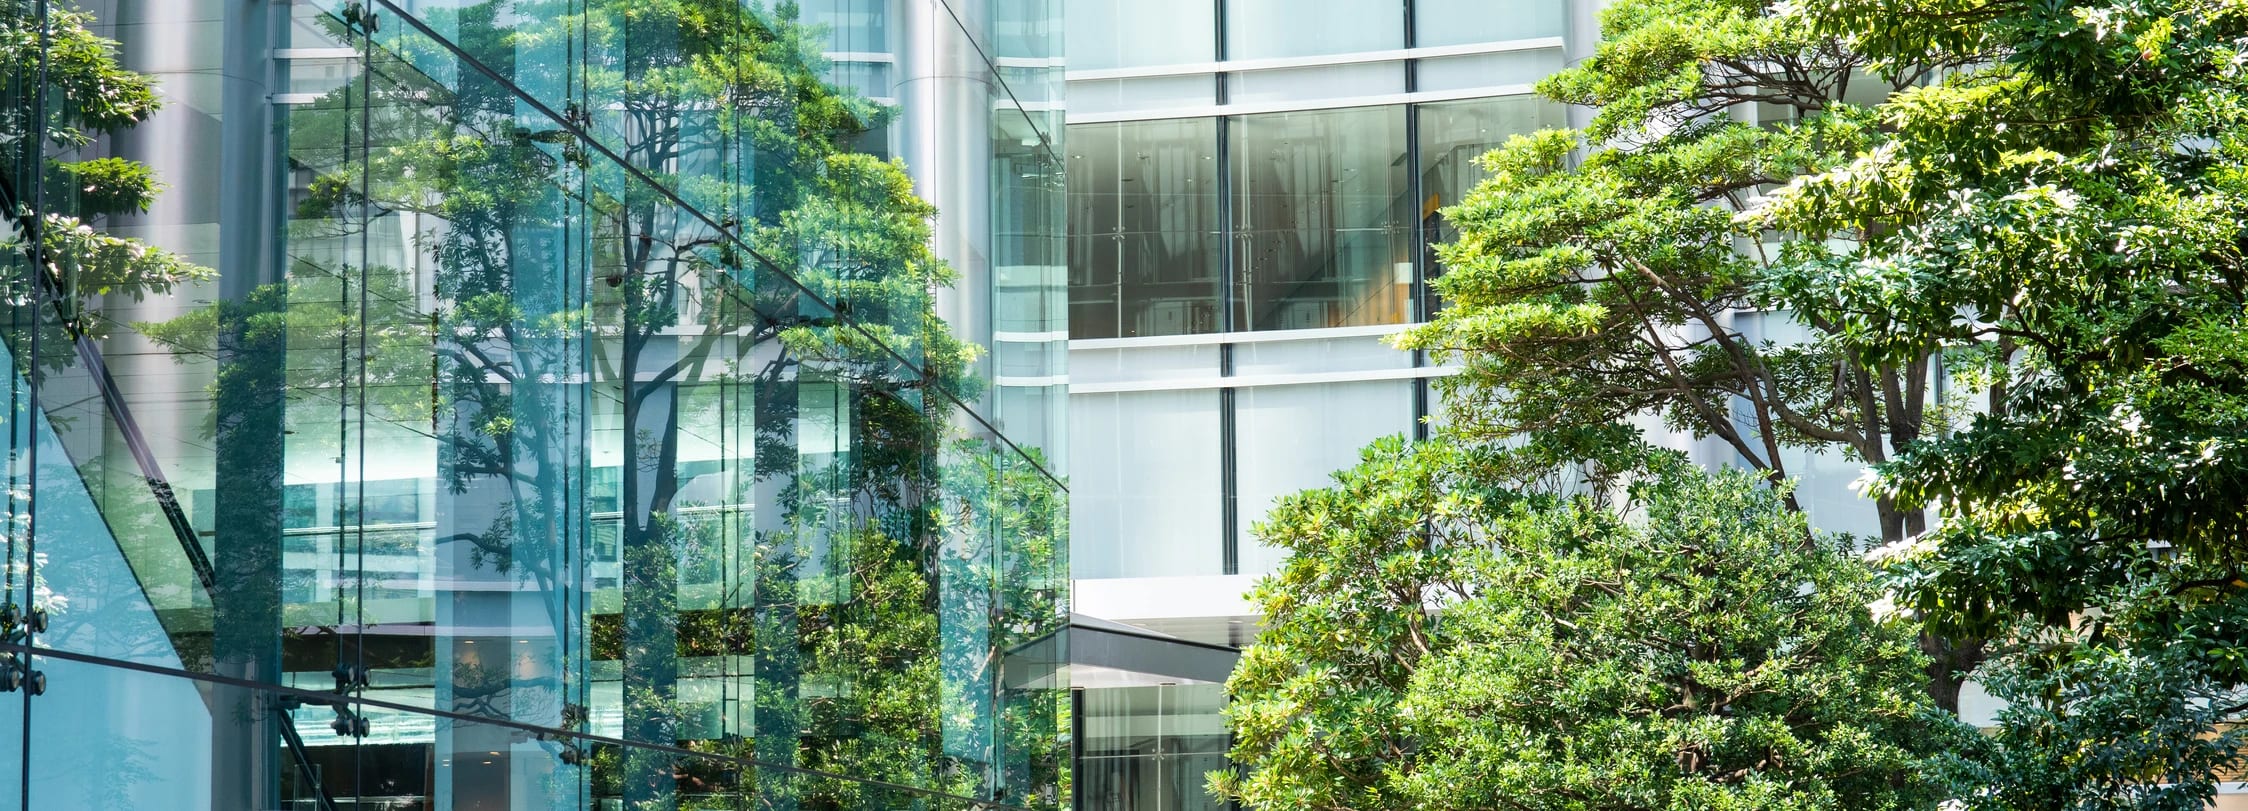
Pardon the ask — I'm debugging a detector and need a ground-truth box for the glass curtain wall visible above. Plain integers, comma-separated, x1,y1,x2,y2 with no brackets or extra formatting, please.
1065,101,1565,338
1229,105,1413,332
0,0,1067,809
1415,96,1569,314
1075,683,1229,811
1067,119,1222,339
1063,107,1561,338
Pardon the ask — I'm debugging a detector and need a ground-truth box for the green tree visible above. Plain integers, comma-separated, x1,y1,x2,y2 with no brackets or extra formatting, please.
1399,0,1964,545
1216,439,1966,811
1741,0,2248,804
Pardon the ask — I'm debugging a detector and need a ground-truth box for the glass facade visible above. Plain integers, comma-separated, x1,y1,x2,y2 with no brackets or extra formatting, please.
1067,119,1222,340
1231,105,1413,332
0,0,1066,809
1225,0,1404,59
1060,0,1574,583
1064,104,1564,339
1074,683,1229,811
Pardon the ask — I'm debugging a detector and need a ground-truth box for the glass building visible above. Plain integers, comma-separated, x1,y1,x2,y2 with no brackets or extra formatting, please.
0,0,1068,809
1058,1,1585,807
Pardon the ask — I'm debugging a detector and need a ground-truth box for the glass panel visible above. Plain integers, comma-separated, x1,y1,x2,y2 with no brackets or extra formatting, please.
1069,118,1224,339
1231,335,1413,376
1069,76,1219,117
25,660,261,809
1227,0,1404,60
1415,48,1568,92
1070,345,1223,386
1070,391,1223,578
18,660,1070,810
1,0,1068,808
802,0,892,53
1077,683,1230,811
1415,0,1567,46
1067,0,1216,71
1236,382,1413,574
1225,62,1405,105
1734,312,1886,537
994,0,1065,60
1231,105,1414,332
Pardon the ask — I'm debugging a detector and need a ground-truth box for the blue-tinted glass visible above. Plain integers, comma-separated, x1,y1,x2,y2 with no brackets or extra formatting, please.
0,0,1068,808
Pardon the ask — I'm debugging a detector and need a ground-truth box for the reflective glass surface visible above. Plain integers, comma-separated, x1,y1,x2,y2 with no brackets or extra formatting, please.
1231,106,1414,332
1234,382,1414,574
1066,0,1217,71
1417,96,1566,313
0,0,1066,808
1414,0,1567,46
1067,118,1222,339
1075,683,1229,811
1067,391,1222,579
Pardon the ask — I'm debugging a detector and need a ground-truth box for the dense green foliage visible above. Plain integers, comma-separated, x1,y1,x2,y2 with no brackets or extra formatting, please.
1748,0,2248,806
1218,441,1966,811
1398,0,1958,543
1265,0,2248,809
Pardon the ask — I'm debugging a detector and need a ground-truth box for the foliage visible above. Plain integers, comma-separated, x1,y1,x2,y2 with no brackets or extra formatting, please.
1400,0,1962,543
1731,0,2248,804
1957,635,2246,811
0,3,211,353
1217,439,1966,810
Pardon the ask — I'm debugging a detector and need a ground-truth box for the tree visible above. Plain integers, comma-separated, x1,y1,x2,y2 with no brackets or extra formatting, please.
1740,0,2248,804
1216,439,1967,811
1399,0,1968,544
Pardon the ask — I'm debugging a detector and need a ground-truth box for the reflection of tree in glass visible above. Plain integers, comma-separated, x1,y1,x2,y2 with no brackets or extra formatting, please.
1,0,212,603
140,1,1066,809
1,3,212,350
0,4,205,806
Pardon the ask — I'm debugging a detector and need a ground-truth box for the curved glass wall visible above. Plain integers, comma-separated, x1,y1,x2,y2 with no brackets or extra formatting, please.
0,0,1067,808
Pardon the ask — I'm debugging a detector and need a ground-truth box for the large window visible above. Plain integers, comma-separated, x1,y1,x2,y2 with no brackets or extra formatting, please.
1233,382,1415,574
1066,101,1561,338
1231,105,1414,332
1069,118,1224,339
1416,96,1567,312
799,0,889,52
1225,0,1404,59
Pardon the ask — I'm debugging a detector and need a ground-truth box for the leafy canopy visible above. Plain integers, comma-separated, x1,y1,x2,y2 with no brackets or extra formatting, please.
1737,0,2248,805
1217,439,1967,811
1399,0,1960,543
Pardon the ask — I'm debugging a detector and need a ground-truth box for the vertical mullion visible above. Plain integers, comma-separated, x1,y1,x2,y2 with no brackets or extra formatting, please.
1403,0,1418,90
1214,0,1240,576
1219,358,1238,576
